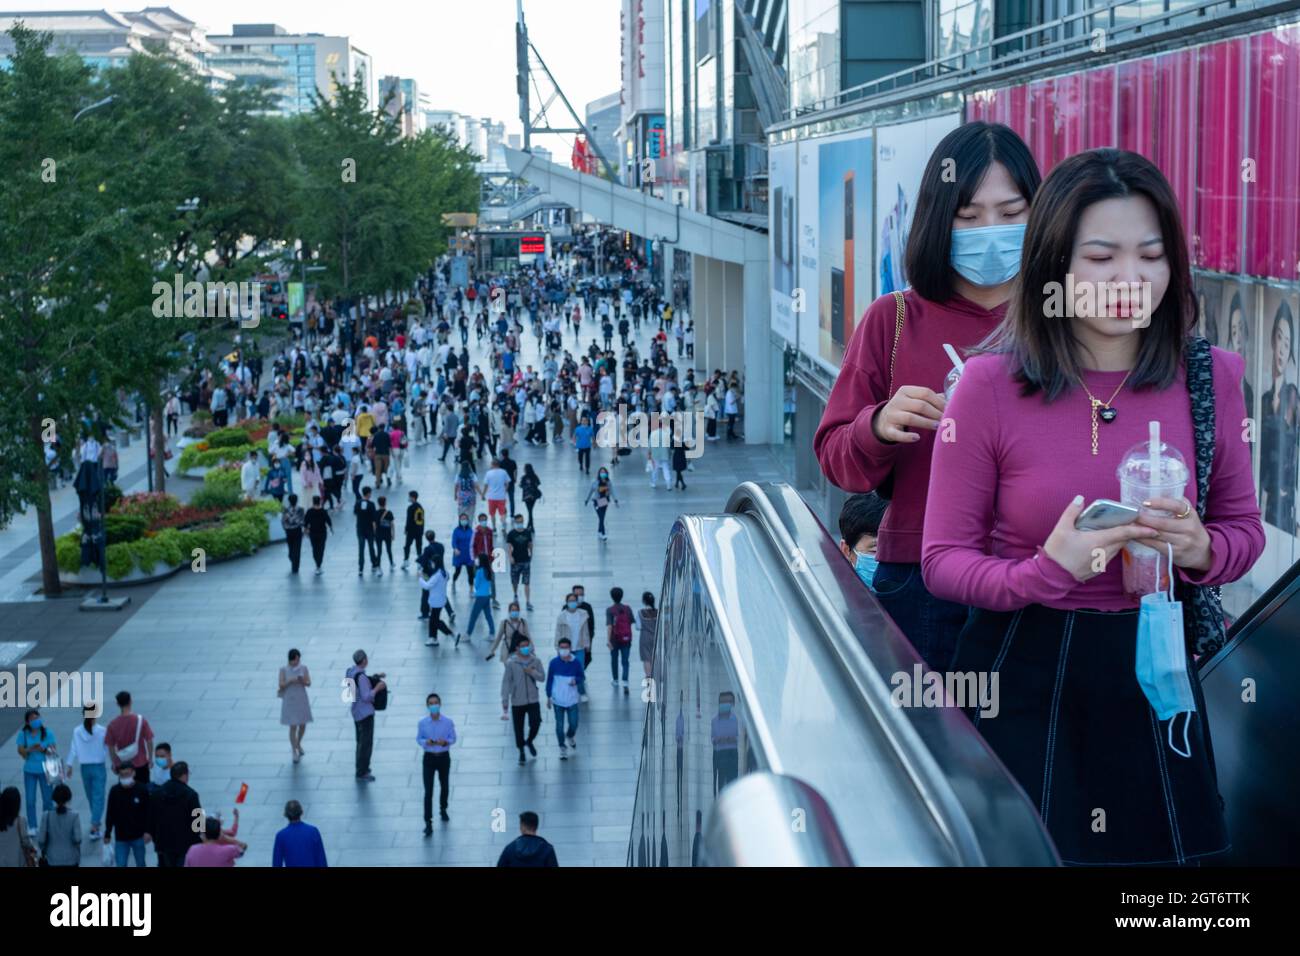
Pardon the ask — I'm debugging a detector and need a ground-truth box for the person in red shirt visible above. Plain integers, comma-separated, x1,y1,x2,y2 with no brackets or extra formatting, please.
814,122,1041,672
471,513,498,608
104,690,155,786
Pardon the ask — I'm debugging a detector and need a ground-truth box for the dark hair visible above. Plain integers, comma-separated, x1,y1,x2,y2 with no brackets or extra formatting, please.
642,591,655,608
284,799,304,822
426,692,441,704
0,787,19,831
610,586,624,603
519,811,540,830
204,817,222,840
288,648,301,662
1271,300,1296,371
903,122,1041,303
558,637,571,648
116,690,131,708
1227,293,1248,352
288,493,299,506
839,492,889,547
155,742,171,755
409,490,419,499
979,149,1193,400
53,783,72,813
170,761,189,781
312,495,321,505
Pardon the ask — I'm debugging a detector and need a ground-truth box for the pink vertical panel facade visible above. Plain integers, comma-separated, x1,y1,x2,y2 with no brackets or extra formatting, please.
1053,71,1085,164
1082,66,1116,151
1246,25,1300,280
1027,77,1056,174
1117,57,1157,161
1196,38,1245,273
1156,49,1198,254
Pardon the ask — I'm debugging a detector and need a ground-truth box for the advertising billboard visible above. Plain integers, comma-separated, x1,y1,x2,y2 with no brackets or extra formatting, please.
817,131,874,370
796,139,820,365
875,113,961,295
769,142,798,346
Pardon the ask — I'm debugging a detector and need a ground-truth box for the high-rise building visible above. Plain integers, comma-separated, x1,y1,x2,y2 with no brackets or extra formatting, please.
208,23,375,114
423,110,509,166
0,6,234,88
585,92,623,182
379,75,426,137
618,0,666,193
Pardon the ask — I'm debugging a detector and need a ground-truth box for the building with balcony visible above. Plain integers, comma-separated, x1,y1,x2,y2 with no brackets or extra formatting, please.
208,23,375,114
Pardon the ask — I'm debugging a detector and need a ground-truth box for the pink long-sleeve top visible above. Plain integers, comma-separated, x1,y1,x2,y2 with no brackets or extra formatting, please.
814,290,1006,564
921,347,1264,612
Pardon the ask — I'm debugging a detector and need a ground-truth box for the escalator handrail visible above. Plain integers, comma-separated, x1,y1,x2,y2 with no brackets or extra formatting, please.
1201,555,1300,677
723,481,995,866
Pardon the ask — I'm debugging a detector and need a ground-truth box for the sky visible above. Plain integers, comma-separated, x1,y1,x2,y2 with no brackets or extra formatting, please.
28,0,622,156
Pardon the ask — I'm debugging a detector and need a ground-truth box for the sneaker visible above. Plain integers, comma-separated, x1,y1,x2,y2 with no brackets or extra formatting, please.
518,750,527,766
527,741,537,757
376,568,383,577
559,747,568,760
432,639,440,647
314,568,323,576
357,773,375,782
424,637,435,646
292,751,301,764
623,682,630,695
526,603,534,612
423,822,433,836
358,571,363,577
611,678,619,687
567,735,577,751
401,562,409,571
439,810,450,822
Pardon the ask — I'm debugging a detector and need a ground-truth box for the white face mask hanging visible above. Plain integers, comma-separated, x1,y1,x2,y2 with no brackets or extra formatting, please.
1133,543,1196,758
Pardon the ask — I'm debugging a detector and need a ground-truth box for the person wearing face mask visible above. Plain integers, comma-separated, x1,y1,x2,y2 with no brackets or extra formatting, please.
501,639,546,766
450,513,475,589
711,692,740,795
417,694,457,834
584,468,619,541
464,553,497,644
923,150,1263,866
470,513,499,609
838,493,887,592
546,638,587,759
67,705,108,841
16,709,55,830
488,601,531,662
104,766,151,867
505,513,535,611
815,122,1041,674
149,742,173,794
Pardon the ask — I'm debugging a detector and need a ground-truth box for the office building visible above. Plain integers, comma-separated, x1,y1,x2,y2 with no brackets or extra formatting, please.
208,23,375,114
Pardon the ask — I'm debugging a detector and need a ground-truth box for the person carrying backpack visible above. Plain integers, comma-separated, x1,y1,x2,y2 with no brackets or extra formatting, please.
605,587,635,695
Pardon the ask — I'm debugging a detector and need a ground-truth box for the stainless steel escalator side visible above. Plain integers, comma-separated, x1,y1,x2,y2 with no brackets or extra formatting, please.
628,512,965,865
702,773,856,867
724,481,1060,868
1197,558,1300,866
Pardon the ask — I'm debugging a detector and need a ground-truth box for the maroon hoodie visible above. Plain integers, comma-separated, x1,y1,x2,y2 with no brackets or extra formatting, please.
814,290,1006,564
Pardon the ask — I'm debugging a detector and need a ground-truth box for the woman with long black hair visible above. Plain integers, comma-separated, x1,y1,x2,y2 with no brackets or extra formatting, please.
815,122,1042,672
923,149,1264,865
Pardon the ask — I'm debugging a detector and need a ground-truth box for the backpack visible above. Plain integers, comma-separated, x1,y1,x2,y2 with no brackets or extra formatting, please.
612,604,634,644
351,670,388,711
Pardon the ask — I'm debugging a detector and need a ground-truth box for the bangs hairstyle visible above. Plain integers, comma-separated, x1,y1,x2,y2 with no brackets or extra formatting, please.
978,148,1194,400
903,122,1041,303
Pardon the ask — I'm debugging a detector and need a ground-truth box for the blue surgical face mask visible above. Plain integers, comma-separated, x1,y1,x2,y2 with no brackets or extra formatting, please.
854,550,879,590
950,223,1026,287
718,703,732,716
428,705,441,716
510,610,520,619
519,646,532,656
567,601,577,610
1135,544,1197,757
29,718,42,729
156,757,168,769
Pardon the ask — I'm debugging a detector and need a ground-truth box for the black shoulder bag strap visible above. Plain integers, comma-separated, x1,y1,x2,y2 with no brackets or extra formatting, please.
1181,335,1228,657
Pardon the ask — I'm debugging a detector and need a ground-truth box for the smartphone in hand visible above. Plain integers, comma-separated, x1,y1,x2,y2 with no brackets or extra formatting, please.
1075,499,1140,531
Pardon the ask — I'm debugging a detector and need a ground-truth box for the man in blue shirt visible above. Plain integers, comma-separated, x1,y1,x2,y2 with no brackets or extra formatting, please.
271,800,328,867
573,416,594,475
417,693,458,835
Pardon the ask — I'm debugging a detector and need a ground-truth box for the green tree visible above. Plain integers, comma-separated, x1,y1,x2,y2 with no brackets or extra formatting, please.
0,24,126,594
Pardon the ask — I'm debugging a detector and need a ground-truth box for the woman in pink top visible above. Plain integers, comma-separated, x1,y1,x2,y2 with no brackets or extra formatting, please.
923,150,1264,865
815,123,1041,671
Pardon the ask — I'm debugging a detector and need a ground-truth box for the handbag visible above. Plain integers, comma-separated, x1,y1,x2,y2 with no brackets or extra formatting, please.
115,714,143,764
43,749,65,786
875,291,908,502
1178,335,1228,657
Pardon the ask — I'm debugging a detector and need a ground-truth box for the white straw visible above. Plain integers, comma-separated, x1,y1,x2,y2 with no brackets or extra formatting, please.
943,343,965,371
1149,420,1161,484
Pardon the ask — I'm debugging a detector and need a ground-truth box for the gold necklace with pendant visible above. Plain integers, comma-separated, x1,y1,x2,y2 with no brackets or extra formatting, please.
1079,368,1134,456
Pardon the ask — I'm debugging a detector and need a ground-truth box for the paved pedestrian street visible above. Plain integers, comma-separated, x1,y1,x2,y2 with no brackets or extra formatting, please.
0,323,784,867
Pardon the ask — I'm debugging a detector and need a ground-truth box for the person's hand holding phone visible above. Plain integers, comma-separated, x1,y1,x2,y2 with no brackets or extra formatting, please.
871,386,946,444
1135,495,1212,571
1045,495,1160,582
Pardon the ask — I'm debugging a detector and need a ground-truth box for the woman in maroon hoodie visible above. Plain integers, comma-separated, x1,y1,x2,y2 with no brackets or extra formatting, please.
923,150,1263,864
814,122,1041,671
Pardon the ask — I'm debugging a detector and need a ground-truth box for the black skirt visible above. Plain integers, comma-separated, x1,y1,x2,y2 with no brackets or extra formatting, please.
953,605,1228,866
